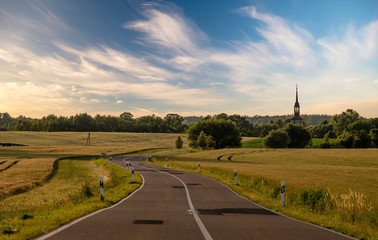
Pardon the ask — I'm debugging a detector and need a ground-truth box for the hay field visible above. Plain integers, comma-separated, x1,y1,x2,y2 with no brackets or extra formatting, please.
154,148,378,239
0,131,187,147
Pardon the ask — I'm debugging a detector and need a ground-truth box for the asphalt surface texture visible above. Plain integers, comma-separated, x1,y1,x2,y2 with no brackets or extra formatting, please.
37,154,355,240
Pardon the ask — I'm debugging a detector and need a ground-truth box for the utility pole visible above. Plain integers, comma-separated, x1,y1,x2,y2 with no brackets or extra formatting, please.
86,132,91,146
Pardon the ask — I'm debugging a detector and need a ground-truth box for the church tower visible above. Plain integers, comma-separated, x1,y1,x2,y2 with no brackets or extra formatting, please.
290,85,304,125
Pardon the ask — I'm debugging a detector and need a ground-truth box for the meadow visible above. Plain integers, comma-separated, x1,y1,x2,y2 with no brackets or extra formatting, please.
150,148,378,240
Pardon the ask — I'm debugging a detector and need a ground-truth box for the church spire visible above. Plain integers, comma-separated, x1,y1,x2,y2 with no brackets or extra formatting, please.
290,84,304,125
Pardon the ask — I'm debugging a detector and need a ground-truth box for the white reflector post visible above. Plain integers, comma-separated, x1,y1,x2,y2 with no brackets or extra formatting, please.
234,169,237,185
281,180,285,206
100,176,104,201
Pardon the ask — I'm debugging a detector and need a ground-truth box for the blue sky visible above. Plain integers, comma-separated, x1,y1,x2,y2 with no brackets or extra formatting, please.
1,0,377,118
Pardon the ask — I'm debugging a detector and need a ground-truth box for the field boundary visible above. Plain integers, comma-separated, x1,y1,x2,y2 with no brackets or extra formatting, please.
0,160,19,172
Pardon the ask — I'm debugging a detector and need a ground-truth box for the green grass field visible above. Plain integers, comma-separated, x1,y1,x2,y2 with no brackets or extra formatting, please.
150,148,378,240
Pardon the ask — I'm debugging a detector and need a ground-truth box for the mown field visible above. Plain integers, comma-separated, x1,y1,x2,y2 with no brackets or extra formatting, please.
150,148,378,240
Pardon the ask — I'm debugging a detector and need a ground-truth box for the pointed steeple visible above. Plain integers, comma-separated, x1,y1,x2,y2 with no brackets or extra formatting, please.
291,84,304,125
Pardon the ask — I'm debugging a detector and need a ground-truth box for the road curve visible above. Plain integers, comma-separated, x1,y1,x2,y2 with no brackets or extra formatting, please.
36,155,355,240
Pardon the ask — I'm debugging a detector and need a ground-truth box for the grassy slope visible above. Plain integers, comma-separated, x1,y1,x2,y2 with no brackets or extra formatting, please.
151,148,378,240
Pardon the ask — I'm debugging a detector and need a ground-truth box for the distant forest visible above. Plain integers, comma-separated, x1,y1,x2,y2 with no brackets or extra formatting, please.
1,112,330,137
183,114,331,126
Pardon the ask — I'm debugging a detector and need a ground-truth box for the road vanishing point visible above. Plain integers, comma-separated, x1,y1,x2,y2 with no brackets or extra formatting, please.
36,155,355,240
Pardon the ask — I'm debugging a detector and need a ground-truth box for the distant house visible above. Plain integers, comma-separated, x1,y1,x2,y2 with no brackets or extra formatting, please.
290,85,305,125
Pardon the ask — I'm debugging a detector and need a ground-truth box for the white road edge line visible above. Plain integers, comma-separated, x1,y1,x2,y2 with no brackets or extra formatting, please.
138,163,213,240
36,167,146,240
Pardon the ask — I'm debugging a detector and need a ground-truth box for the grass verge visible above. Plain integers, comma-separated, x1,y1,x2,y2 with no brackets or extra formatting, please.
0,158,141,240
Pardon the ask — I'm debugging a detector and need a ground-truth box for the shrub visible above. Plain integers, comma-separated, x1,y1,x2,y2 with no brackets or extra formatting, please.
354,130,371,148
285,124,312,148
338,132,354,148
175,136,183,149
299,189,326,212
263,129,289,148
370,128,378,146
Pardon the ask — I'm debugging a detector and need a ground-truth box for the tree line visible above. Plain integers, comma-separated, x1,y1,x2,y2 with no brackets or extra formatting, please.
1,109,377,148
0,113,187,133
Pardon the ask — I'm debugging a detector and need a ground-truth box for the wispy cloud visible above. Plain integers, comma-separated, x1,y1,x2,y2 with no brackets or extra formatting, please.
124,5,207,55
0,2,377,118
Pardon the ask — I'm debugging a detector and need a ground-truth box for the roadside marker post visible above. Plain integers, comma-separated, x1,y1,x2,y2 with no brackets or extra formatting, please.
281,180,285,206
132,167,135,182
99,176,104,201
198,162,201,173
129,161,132,173
165,157,168,168
234,169,237,185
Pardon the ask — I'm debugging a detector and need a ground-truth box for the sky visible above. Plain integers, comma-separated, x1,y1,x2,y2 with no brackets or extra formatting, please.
0,0,377,118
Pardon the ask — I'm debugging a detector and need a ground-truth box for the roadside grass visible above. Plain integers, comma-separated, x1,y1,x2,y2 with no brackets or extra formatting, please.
149,148,378,240
0,158,141,240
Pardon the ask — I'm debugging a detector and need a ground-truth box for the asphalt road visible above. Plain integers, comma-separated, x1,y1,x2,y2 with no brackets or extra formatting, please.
37,155,355,240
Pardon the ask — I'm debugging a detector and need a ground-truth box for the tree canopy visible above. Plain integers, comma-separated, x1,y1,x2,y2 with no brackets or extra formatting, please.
187,118,241,149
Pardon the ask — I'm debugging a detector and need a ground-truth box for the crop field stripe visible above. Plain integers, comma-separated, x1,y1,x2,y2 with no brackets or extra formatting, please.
174,167,357,240
0,160,19,172
36,172,146,240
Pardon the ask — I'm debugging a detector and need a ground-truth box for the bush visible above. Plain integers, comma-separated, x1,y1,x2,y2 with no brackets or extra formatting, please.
324,130,337,139
354,130,371,148
369,129,378,147
285,124,312,148
338,133,354,148
263,129,289,148
175,136,183,149
299,189,326,212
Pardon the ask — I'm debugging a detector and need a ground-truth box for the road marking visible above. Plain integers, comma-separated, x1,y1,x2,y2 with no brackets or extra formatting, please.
139,164,213,240
36,165,146,240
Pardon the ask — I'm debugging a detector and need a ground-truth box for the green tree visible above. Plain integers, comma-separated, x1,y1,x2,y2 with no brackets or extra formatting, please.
206,135,216,149
175,136,183,149
354,130,371,148
164,113,186,133
197,131,208,150
331,109,361,135
370,129,378,147
187,119,241,149
285,124,312,148
263,129,289,148
348,119,373,134
338,132,354,148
